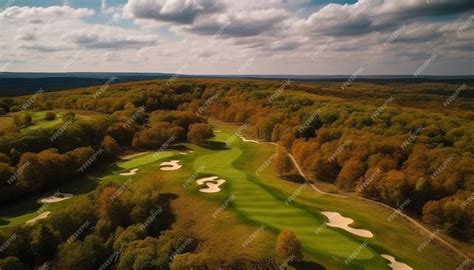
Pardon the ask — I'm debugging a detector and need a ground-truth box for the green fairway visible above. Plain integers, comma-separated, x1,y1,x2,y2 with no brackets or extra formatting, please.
191,131,387,269
200,120,463,270
117,151,174,170
0,121,465,270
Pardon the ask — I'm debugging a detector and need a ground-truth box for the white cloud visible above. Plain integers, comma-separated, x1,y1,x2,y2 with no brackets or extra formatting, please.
0,5,94,20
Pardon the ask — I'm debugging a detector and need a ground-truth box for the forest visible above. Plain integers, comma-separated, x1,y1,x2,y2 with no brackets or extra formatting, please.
0,78,472,269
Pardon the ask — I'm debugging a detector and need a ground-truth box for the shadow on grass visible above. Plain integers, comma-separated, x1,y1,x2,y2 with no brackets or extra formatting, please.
281,174,307,184
0,218,9,226
291,261,326,270
170,144,192,151
0,196,42,226
199,140,229,150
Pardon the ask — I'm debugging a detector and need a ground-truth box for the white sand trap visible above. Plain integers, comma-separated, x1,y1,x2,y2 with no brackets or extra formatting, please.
214,130,221,133
196,176,226,193
27,211,51,224
120,152,147,160
120,168,139,176
160,160,182,171
40,192,73,203
321,211,373,238
237,134,261,144
382,255,412,270
179,152,188,155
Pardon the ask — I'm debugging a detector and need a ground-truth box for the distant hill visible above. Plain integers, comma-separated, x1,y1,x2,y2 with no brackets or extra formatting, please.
0,72,472,96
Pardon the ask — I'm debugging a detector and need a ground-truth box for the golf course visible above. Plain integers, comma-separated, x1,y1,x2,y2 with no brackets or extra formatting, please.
0,119,464,270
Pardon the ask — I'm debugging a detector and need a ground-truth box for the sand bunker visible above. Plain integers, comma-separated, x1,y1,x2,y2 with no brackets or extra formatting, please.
382,255,412,270
160,160,182,171
196,176,226,193
27,211,51,224
237,134,260,144
179,152,188,155
40,192,73,203
120,168,139,176
120,152,147,160
321,211,373,238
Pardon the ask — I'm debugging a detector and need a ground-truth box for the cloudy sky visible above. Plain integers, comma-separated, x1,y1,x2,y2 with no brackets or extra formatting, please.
0,0,473,75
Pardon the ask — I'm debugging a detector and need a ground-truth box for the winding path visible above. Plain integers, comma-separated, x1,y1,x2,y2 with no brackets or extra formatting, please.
235,132,470,262
195,132,383,268
281,144,472,262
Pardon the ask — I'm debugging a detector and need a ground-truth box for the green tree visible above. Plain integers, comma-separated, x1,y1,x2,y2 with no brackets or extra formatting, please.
0,257,25,270
31,224,58,264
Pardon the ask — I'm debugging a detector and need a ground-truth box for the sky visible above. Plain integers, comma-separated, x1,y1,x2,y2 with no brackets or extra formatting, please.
0,0,473,75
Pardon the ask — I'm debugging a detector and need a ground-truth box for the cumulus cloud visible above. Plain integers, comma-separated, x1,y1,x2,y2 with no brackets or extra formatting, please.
124,0,225,24
184,8,288,37
2,0,473,74
301,0,474,37
0,5,94,20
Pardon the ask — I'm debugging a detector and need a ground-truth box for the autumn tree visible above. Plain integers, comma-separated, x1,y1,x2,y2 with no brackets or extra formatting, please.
273,149,293,176
12,112,32,128
336,158,366,191
275,230,303,263
101,135,119,158
44,112,56,121
187,123,213,145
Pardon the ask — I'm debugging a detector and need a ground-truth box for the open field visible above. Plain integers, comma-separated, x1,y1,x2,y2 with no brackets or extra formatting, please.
1,119,467,269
